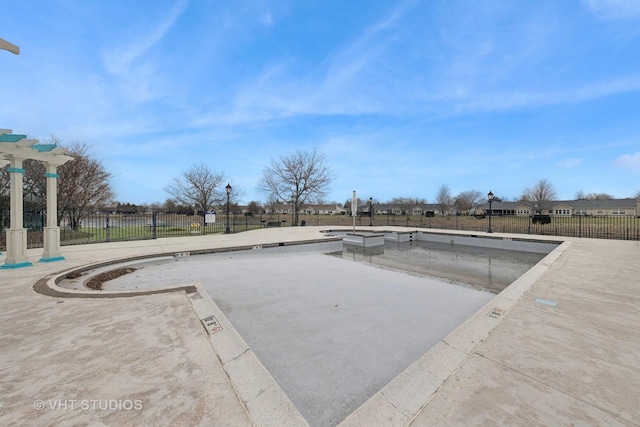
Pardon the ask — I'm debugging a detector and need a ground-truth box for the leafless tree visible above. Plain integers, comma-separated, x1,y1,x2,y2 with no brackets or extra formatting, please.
0,166,9,224
454,190,481,214
575,190,613,200
522,179,557,214
436,184,453,216
57,141,115,230
257,147,334,225
389,197,421,215
246,201,264,215
165,162,229,223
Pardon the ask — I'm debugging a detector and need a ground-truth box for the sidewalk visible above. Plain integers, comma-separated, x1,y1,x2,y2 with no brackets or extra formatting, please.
1,227,638,426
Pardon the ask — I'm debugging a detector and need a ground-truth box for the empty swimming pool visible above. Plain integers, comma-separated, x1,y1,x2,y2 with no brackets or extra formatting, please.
63,233,557,426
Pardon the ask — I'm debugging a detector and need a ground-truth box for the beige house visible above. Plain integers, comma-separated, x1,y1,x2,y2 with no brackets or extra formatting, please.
506,199,640,217
301,203,346,215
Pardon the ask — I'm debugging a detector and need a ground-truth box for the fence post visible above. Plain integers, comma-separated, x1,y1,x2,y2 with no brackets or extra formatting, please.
105,211,110,242
579,215,582,238
152,210,157,239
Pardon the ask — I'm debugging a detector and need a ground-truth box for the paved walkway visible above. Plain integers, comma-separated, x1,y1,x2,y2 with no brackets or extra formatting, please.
0,226,638,426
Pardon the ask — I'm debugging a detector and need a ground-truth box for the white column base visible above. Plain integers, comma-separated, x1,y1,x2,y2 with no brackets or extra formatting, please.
2,228,32,269
40,227,64,262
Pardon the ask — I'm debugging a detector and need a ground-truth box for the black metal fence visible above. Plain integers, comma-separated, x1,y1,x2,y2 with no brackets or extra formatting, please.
1,210,638,250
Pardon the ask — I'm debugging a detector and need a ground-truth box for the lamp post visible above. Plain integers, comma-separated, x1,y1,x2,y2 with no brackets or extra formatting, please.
225,183,232,233
369,197,373,226
487,190,494,233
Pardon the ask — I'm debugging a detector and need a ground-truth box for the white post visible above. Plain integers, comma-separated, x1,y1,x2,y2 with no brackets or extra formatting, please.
352,190,357,232
2,156,32,268
40,163,64,262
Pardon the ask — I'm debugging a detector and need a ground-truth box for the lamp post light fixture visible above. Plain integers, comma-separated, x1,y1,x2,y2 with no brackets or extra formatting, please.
225,183,232,233
487,190,494,233
369,197,373,226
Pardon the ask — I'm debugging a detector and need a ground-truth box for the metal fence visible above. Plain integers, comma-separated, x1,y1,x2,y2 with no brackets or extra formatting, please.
1,210,639,250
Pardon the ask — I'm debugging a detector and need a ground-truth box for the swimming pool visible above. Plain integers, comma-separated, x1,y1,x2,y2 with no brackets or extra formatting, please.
57,233,558,426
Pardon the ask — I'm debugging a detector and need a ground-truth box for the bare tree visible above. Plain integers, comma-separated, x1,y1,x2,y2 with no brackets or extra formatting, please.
522,179,557,214
246,201,264,215
436,184,453,216
22,159,47,212
257,147,334,226
57,142,115,230
390,197,420,215
0,165,10,213
575,191,613,200
165,163,237,232
165,163,227,214
454,190,481,215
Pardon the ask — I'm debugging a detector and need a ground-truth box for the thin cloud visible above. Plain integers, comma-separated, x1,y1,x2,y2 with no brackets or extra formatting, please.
101,0,188,76
558,158,582,168
613,152,640,172
217,0,418,124
583,0,640,19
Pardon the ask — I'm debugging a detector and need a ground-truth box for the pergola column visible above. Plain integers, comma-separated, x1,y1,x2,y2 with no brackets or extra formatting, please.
1,131,73,270
40,163,64,262
2,156,32,268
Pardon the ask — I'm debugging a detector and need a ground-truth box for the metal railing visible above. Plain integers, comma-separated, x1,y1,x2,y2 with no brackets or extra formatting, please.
1,211,638,250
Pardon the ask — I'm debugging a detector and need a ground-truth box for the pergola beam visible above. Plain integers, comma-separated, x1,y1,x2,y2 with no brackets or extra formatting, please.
0,37,20,55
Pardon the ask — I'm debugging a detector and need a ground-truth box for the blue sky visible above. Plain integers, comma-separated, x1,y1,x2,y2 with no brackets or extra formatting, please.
2,0,640,205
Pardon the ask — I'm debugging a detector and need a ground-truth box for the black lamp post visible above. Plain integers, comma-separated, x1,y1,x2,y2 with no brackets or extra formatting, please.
369,197,373,226
225,183,232,233
487,190,494,233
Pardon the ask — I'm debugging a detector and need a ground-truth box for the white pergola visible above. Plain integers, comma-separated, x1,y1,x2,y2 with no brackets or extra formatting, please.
1,130,73,269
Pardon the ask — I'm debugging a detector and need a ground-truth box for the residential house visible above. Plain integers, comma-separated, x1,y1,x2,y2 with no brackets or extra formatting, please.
481,198,639,217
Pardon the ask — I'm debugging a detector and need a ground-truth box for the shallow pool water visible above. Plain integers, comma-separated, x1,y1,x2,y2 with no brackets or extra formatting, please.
330,239,546,293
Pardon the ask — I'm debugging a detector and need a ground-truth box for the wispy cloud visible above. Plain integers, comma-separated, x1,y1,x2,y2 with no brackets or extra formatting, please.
430,74,640,115
102,0,188,76
558,158,582,168
583,0,640,20
613,152,640,172
97,0,189,108
211,0,418,125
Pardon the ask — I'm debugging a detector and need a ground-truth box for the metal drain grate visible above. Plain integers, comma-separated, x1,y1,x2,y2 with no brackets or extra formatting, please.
174,252,190,259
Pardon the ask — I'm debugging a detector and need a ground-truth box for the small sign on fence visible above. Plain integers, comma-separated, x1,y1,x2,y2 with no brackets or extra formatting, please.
205,211,216,224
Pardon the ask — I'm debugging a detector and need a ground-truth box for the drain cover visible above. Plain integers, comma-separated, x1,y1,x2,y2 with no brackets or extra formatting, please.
535,298,557,307
487,307,504,319
174,252,190,259
201,315,223,335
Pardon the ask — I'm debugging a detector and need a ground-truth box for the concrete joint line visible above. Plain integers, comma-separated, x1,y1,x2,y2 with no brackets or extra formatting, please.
474,352,635,425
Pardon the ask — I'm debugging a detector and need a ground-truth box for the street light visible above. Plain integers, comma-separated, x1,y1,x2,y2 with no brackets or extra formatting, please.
487,190,494,233
225,183,232,233
369,197,373,226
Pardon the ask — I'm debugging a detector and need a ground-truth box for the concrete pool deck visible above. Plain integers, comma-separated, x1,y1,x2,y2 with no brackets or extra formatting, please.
1,226,639,426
